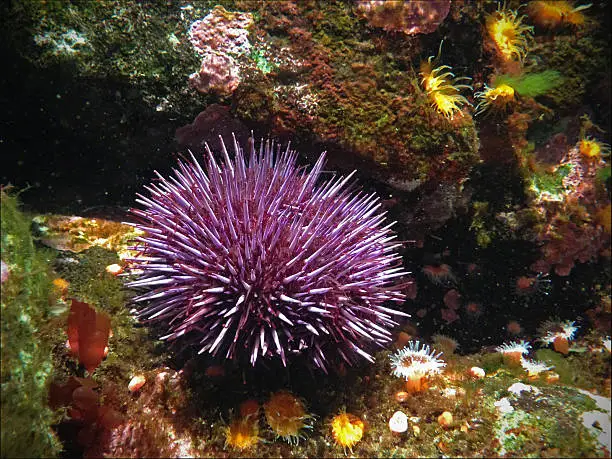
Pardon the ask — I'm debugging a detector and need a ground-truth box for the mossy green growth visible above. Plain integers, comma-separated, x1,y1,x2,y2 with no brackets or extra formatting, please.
495,70,563,98
56,245,167,383
529,163,572,199
1,190,62,458
492,384,603,457
596,165,611,184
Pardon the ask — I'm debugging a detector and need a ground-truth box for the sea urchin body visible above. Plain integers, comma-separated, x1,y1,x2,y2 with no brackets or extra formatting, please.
126,135,408,371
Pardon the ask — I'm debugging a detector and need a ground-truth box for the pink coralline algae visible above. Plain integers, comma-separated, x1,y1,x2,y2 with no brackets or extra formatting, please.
1,260,8,283
187,6,254,95
530,144,611,276
189,53,241,96
356,0,451,35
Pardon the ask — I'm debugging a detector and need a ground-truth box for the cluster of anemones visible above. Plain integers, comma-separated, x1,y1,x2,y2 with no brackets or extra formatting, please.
420,43,472,120
496,320,580,378
495,339,555,378
389,340,446,393
224,391,313,450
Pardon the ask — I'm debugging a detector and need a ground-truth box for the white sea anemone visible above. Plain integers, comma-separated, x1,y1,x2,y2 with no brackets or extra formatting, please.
495,340,531,355
520,358,554,377
539,320,578,345
390,340,445,393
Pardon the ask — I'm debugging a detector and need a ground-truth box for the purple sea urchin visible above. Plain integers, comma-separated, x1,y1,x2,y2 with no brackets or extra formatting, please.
126,135,409,370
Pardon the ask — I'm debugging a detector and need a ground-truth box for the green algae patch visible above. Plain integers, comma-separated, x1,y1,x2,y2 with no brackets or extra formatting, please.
55,244,167,385
1,190,62,458
495,70,563,98
491,383,604,457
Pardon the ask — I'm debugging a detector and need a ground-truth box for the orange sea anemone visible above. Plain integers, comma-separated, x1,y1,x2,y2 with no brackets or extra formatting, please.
486,5,534,62
420,42,472,120
527,1,591,29
596,204,611,234
330,412,364,452
263,391,311,444
431,334,459,355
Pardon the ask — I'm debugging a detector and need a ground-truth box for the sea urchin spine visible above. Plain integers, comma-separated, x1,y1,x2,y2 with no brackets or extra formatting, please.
125,135,409,371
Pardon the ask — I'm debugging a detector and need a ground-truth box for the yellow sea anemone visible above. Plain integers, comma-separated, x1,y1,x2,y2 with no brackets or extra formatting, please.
579,137,610,160
527,1,591,29
486,5,534,62
475,83,515,116
420,43,473,120
330,412,364,452
224,417,260,450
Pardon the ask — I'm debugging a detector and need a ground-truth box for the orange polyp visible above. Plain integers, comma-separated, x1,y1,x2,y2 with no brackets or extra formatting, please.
553,336,570,355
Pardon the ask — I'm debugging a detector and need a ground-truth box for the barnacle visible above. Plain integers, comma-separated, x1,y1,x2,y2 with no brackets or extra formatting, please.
420,42,473,120
486,4,534,62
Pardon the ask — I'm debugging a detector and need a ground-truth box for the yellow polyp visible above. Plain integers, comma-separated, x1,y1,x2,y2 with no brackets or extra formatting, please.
527,1,591,29
486,6,533,62
475,83,515,115
579,137,610,160
331,412,364,451
224,418,260,450
420,43,472,120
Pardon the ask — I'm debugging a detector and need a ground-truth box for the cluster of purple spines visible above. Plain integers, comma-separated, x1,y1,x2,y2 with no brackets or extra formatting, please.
126,135,409,371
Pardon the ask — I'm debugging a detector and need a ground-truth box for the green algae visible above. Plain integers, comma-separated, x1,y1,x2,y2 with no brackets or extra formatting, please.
55,245,166,384
529,163,573,199
1,190,62,458
495,70,563,98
